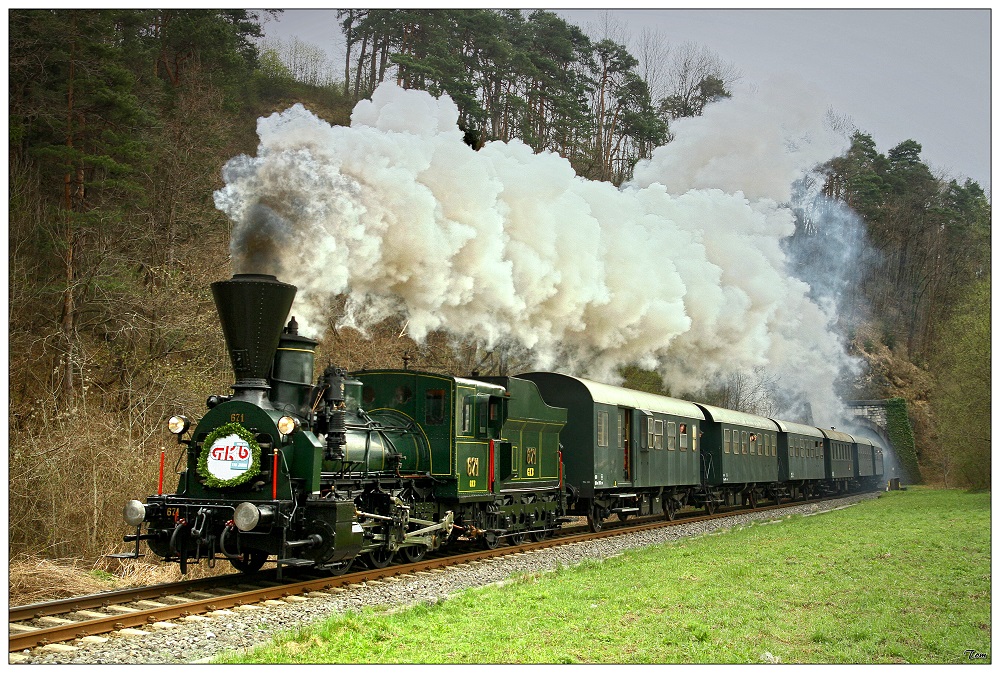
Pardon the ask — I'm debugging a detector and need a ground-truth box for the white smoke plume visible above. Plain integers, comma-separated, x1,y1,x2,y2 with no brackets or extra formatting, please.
213,78,857,426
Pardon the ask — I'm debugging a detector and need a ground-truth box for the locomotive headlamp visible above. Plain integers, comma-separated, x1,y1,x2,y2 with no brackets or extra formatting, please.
233,502,275,532
277,415,300,437
123,500,146,527
167,415,190,435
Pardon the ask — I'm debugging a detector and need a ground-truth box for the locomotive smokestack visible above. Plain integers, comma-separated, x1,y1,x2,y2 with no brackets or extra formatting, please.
211,273,296,405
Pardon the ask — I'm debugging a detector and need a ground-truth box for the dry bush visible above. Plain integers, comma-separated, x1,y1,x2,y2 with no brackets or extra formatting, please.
9,556,117,606
10,553,236,606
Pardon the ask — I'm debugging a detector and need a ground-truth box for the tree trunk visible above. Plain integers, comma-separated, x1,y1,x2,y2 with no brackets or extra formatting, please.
61,31,79,411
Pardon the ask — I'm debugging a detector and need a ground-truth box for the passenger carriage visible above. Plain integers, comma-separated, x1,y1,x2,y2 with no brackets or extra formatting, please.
772,418,826,500
519,372,706,531
821,427,855,494
695,403,781,509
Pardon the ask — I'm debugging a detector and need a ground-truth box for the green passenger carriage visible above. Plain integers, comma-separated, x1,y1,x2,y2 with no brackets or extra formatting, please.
772,418,826,499
853,435,877,480
518,372,706,530
821,427,855,492
695,403,780,509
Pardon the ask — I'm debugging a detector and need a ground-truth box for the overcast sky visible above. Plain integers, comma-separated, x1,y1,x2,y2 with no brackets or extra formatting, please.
260,8,991,191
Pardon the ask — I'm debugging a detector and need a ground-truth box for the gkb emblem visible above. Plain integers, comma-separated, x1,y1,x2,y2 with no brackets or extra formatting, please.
206,434,252,481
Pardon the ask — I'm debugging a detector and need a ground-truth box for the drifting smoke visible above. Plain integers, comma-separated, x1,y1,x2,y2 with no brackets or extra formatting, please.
214,77,861,426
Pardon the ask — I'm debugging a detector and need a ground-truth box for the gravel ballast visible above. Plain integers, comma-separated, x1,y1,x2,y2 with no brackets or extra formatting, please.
14,493,880,665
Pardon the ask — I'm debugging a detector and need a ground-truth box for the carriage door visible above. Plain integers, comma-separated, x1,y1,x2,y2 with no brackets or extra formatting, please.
619,408,633,482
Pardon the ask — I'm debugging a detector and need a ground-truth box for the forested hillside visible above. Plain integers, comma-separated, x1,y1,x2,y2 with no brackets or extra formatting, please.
8,9,989,564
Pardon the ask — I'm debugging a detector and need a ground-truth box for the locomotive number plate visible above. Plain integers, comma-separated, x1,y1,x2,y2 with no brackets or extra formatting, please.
166,507,180,520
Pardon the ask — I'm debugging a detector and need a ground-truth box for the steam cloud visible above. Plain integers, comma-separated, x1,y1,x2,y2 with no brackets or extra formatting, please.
214,78,858,426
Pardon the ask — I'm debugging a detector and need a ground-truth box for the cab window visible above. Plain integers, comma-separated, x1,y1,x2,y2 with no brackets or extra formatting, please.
461,396,473,434
425,389,446,425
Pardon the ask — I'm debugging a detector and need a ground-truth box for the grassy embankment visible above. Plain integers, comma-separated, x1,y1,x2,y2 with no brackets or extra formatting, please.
215,489,990,664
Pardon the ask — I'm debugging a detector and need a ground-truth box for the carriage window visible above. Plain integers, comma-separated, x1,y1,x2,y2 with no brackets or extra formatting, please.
597,411,609,447
618,410,625,448
667,422,676,450
653,420,664,450
742,431,749,454
724,429,731,454
692,425,697,451
750,433,757,455
425,389,446,425
679,423,688,450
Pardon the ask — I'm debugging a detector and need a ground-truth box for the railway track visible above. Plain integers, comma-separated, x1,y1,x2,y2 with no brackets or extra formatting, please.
9,494,852,654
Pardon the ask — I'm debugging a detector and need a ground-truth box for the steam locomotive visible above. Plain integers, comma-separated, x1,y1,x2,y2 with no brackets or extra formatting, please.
118,273,885,575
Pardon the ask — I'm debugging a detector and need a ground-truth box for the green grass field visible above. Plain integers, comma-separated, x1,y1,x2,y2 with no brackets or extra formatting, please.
215,489,991,664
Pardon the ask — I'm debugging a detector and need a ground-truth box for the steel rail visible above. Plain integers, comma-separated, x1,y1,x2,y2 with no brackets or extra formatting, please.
9,493,862,653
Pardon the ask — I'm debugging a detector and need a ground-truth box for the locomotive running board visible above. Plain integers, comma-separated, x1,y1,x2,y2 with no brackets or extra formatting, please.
276,558,315,567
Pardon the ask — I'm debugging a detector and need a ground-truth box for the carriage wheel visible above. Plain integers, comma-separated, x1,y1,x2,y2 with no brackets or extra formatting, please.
587,505,606,532
663,500,677,521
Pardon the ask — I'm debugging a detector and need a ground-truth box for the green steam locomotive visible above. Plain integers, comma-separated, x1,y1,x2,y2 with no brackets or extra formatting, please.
119,273,885,575
119,273,566,575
